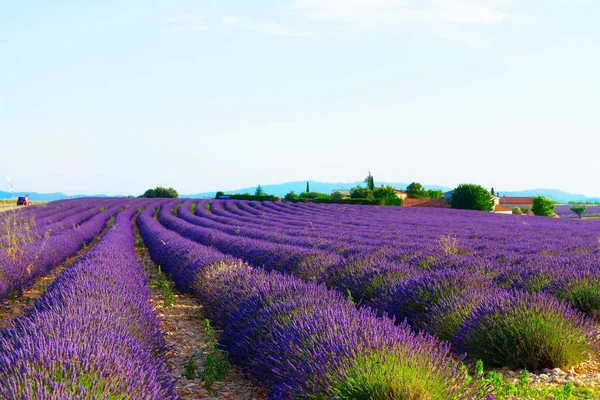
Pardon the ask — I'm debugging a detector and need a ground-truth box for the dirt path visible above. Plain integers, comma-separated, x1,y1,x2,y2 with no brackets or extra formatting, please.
133,226,267,400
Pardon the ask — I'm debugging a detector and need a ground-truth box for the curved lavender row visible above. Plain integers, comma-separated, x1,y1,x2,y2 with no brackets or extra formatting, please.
0,198,97,228
170,201,342,281
169,202,600,369
187,200,372,256
203,200,600,317
0,199,176,399
0,201,127,302
0,199,114,247
555,204,600,218
138,205,487,399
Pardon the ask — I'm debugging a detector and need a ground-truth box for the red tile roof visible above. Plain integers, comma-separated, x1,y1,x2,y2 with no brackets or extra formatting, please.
500,197,534,205
403,199,450,208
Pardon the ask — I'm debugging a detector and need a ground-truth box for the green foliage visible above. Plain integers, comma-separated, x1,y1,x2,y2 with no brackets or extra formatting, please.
200,319,229,393
532,196,555,217
306,181,310,193
427,189,444,199
190,203,196,214
570,205,586,219
313,198,380,205
328,350,480,400
407,182,428,199
284,191,299,201
512,207,523,215
255,185,264,196
449,184,494,211
299,191,330,200
140,186,178,198
221,194,279,201
491,187,495,195
171,203,181,216
350,185,374,200
183,359,197,380
204,202,211,212
374,186,403,206
215,191,224,199
364,170,375,191
330,191,345,201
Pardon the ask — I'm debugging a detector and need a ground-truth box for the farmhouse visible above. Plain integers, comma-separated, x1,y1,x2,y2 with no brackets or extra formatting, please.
330,189,352,197
403,198,450,208
393,189,408,200
499,197,534,210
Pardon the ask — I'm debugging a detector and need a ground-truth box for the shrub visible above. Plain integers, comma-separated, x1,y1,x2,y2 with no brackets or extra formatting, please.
379,269,494,331
406,182,428,199
449,184,494,211
330,191,344,201
428,288,495,342
532,196,555,217
284,191,299,201
455,291,600,370
545,270,600,321
512,207,522,215
570,205,586,218
140,186,178,198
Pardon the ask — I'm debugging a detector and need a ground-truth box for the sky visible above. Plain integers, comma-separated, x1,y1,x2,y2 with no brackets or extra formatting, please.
1,0,599,196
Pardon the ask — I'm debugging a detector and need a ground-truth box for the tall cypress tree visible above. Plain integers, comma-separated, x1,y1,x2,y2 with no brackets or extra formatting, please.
365,170,375,191
306,181,310,193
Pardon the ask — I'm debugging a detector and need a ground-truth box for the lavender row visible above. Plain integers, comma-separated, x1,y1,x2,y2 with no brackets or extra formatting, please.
0,199,115,247
0,202,126,302
0,199,176,398
168,201,600,370
138,203,487,399
203,200,600,320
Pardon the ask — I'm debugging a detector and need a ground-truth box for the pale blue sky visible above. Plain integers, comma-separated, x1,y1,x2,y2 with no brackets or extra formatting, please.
1,1,599,196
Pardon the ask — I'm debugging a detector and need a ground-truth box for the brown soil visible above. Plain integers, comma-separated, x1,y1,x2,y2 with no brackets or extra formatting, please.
133,224,268,400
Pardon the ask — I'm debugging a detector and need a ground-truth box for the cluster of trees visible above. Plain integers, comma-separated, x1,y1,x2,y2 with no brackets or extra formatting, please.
405,182,443,199
448,184,557,217
140,186,179,198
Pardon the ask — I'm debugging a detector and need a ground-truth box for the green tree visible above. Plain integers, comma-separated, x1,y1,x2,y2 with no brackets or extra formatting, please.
491,187,495,195
215,191,224,199
570,205,586,219
374,186,402,206
532,196,555,217
306,182,310,193
406,182,428,199
350,185,374,200
449,184,494,211
255,185,264,196
284,191,299,202
330,191,344,201
364,170,375,191
426,189,444,199
140,186,179,198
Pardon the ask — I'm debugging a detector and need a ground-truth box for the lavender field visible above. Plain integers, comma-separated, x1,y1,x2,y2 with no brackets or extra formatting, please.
555,204,600,219
1,198,599,399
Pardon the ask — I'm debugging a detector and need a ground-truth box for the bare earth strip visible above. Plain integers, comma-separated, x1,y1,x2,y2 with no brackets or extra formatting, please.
133,226,268,400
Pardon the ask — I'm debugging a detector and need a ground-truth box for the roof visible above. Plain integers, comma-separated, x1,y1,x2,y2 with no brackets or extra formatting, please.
403,199,450,208
494,204,510,212
331,190,352,196
500,197,534,205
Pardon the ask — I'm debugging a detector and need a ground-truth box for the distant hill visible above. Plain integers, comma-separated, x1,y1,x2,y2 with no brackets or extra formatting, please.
2,183,598,204
0,191,114,201
496,189,600,204
181,180,452,199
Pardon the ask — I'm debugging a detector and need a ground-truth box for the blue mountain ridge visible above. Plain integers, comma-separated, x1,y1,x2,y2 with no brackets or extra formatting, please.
1,183,599,203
